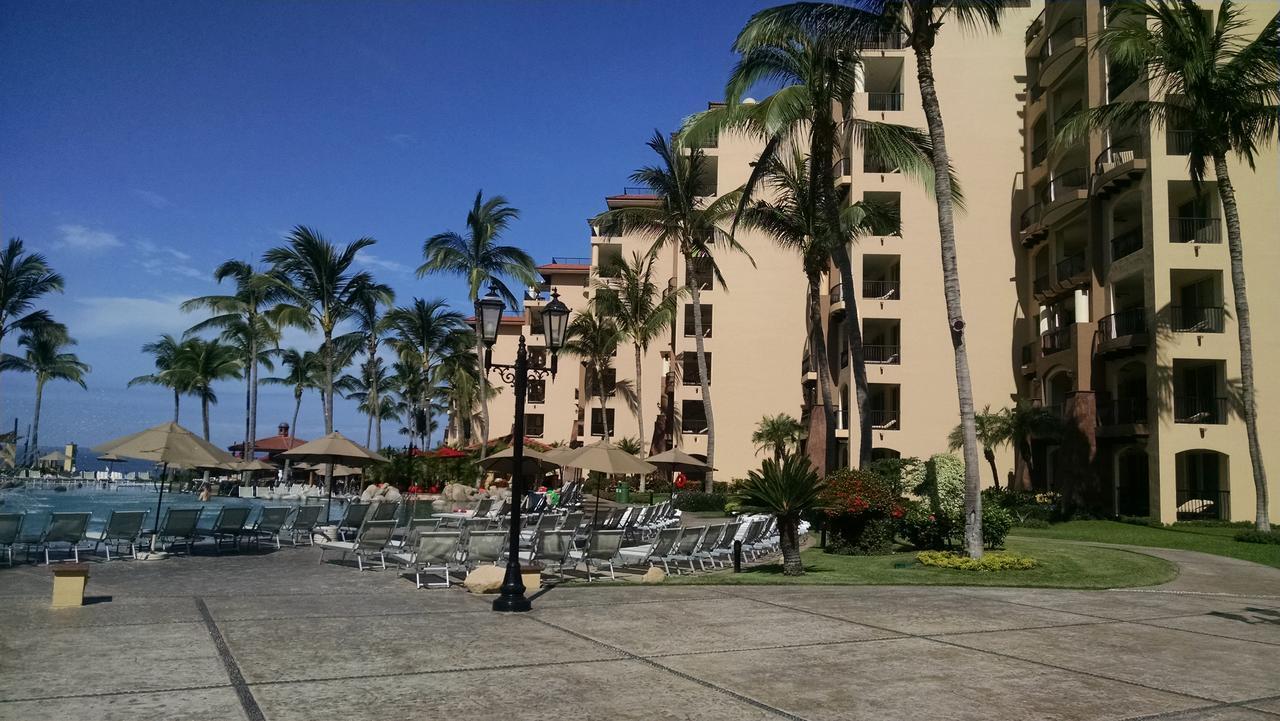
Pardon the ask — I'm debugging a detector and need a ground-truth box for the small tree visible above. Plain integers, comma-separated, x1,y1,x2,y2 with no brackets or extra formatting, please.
751,413,806,461
734,455,825,576
947,405,1010,488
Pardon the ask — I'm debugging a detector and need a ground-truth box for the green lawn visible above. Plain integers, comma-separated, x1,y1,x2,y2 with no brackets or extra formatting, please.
663,537,1177,589
1012,520,1280,569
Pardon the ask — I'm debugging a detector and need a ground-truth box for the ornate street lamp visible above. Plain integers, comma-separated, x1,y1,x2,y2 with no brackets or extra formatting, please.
477,284,570,612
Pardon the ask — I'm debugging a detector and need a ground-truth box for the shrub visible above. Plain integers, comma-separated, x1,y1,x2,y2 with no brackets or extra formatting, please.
867,456,922,498
1235,529,1280,545
901,499,952,551
916,550,1039,571
982,503,1013,548
913,453,965,520
820,467,906,556
673,491,727,513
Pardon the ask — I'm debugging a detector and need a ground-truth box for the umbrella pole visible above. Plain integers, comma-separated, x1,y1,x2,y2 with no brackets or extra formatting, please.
152,461,168,552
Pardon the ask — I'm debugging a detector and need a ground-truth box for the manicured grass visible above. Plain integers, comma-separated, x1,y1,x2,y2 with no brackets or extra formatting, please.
664,537,1177,589
1012,520,1280,569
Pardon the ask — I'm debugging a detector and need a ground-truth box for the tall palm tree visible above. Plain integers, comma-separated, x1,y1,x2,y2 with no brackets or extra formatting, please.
0,238,64,425
261,348,321,447
732,0,998,557
182,260,287,463
385,297,467,450
752,413,806,462
432,338,496,448
171,338,242,441
338,356,397,448
349,292,393,450
1060,0,1278,530
418,191,538,464
0,322,89,464
594,132,751,489
563,309,626,443
129,334,193,422
264,227,392,492
590,251,683,462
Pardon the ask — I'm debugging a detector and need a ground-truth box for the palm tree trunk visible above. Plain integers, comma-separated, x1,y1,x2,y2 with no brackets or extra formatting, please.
248,342,259,461
474,333,490,465
597,371,611,442
201,395,211,441
914,43,983,558
172,389,180,424
779,520,803,576
30,378,43,466
687,256,715,490
285,390,302,482
1214,154,1269,531
807,272,837,477
365,408,373,447
634,342,646,491
322,328,334,511
985,447,1000,489
830,244,873,468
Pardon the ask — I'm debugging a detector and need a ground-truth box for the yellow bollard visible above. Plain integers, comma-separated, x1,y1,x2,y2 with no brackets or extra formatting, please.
51,563,90,608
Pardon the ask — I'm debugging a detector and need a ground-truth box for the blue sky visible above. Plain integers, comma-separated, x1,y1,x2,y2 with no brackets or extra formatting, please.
0,0,779,453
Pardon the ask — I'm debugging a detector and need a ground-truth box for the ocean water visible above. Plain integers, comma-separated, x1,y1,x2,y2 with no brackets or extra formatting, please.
0,484,334,534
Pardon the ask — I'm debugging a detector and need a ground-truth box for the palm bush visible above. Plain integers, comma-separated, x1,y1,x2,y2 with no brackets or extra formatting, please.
751,413,806,461
735,454,825,576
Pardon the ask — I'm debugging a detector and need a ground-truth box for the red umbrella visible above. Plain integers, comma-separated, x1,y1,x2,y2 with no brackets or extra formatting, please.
430,447,467,459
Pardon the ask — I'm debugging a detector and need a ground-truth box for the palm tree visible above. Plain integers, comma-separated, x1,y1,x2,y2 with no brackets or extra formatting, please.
171,338,242,441
129,334,193,422
182,260,286,463
563,309,625,443
948,405,1010,489
349,292,393,450
0,238,64,425
1060,0,1277,531
1004,401,1063,491
418,191,538,464
432,339,496,448
385,298,467,450
0,322,88,464
752,413,806,462
734,455,826,576
262,348,322,447
264,227,392,492
590,251,683,463
338,356,397,447
594,132,751,489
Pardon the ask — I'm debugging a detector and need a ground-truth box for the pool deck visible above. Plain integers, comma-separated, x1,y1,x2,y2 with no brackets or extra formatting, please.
1,543,1279,721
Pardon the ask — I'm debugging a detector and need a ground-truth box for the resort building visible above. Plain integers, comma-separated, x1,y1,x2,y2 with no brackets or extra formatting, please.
1016,0,1280,523
452,0,1279,524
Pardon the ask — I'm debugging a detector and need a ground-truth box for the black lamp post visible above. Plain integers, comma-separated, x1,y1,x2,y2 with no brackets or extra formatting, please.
475,283,570,613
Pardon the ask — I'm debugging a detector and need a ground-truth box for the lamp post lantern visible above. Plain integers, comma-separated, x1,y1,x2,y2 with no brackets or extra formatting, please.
478,284,569,613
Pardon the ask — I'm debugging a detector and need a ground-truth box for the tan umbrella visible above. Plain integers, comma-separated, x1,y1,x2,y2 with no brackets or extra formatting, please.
93,422,239,549
97,451,125,475
330,463,363,477
645,448,714,473
235,458,278,472
479,447,559,476
560,440,656,475
280,432,388,518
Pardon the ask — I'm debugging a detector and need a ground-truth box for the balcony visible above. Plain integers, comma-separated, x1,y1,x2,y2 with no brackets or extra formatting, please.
835,407,850,438
1039,18,1086,88
859,31,907,50
1033,273,1051,296
1170,305,1225,333
1055,252,1087,285
869,409,899,430
829,282,846,314
1174,396,1228,425
1170,216,1221,244
1020,342,1036,376
1025,7,1045,45
862,279,899,300
1166,130,1194,155
865,344,901,365
867,92,904,112
1097,308,1148,356
1020,203,1047,246
1110,228,1143,261
1177,488,1229,521
1031,139,1048,168
1041,326,1072,356
1098,397,1150,438
1041,168,1089,225
1093,141,1147,198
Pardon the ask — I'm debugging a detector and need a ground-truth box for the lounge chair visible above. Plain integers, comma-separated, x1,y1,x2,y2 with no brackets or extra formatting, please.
558,511,584,533
85,510,147,560
462,529,507,569
198,506,252,553
706,521,743,567
568,529,624,581
689,523,727,571
400,531,462,589
150,508,202,553
369,501,400,522
38,512,91,564
284,504,323,546
667,526,709,573
246,506,291,550
528,530,575,582
336,502,371,541
0,512,22,566
472,498,494,517
317,519,397,570
617,526,681,571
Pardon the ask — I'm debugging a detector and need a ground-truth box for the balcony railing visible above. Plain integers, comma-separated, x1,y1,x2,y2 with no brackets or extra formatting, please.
1107,62,1142,101
836,407,850,431
1170,216,1221,244
1031,139,1048,167
869,409,900,429
1174,396,1228,424
1111,228,1143,260
862,279,899,299
621,186,660,196
1052,100,1082,131
1020,203,1043,231
1041,326,1072,354
1029,81,1045,103
1176,488,1229,520
1166,130,1194,155
1044,18,1084,60
1055,252,1086,281
1170,305,1225,333
1098,307,1146,338
1047,167,1089,202
1025,8,1045,44
1094,139,1142,175
859,31,907,50
681,417,709,435
1033,273,1051,294
1099,397,1149,426
839,156,852,176
830,282,844,303
868,92,904,111
865,345,901,364
864,156,898,174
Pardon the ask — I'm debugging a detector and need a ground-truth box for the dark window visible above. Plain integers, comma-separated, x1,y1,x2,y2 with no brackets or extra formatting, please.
589,368,616,397
681,400,708,434
525,413,545,437
590,408,615,437
688,258,714,291
681,352,710,386
528,378,546,404
683,304,713,337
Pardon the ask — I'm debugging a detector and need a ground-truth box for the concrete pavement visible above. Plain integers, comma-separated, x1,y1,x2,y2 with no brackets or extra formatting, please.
1,542,1277,721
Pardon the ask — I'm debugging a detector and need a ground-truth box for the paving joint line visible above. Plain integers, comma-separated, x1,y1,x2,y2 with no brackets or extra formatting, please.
0,682,232,705
245,655,631,689
195,596,265,721
529,615,811,721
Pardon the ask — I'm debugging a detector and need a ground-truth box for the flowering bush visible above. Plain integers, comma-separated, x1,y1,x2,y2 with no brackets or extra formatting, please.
916,550,1038,571
819,468,906,556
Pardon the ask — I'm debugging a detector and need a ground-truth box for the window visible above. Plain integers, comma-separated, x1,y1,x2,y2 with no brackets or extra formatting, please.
681,400,708,434
530,311,545,335
590,408,615,437
525,413,545,437
528,378,546,404
683,304,713,337
688,257,714,291
681,352,710,386
589,368,616,397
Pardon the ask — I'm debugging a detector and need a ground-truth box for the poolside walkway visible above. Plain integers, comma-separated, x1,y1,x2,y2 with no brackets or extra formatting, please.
1,543,1278,721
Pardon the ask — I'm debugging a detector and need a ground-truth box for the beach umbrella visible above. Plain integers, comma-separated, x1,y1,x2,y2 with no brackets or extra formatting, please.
478,447,559,477
430,446,468,459
644,448,713,473
93,422,239,551
559,440,656,524
280,432,388,520
96,452,124,474
235,458,278,472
